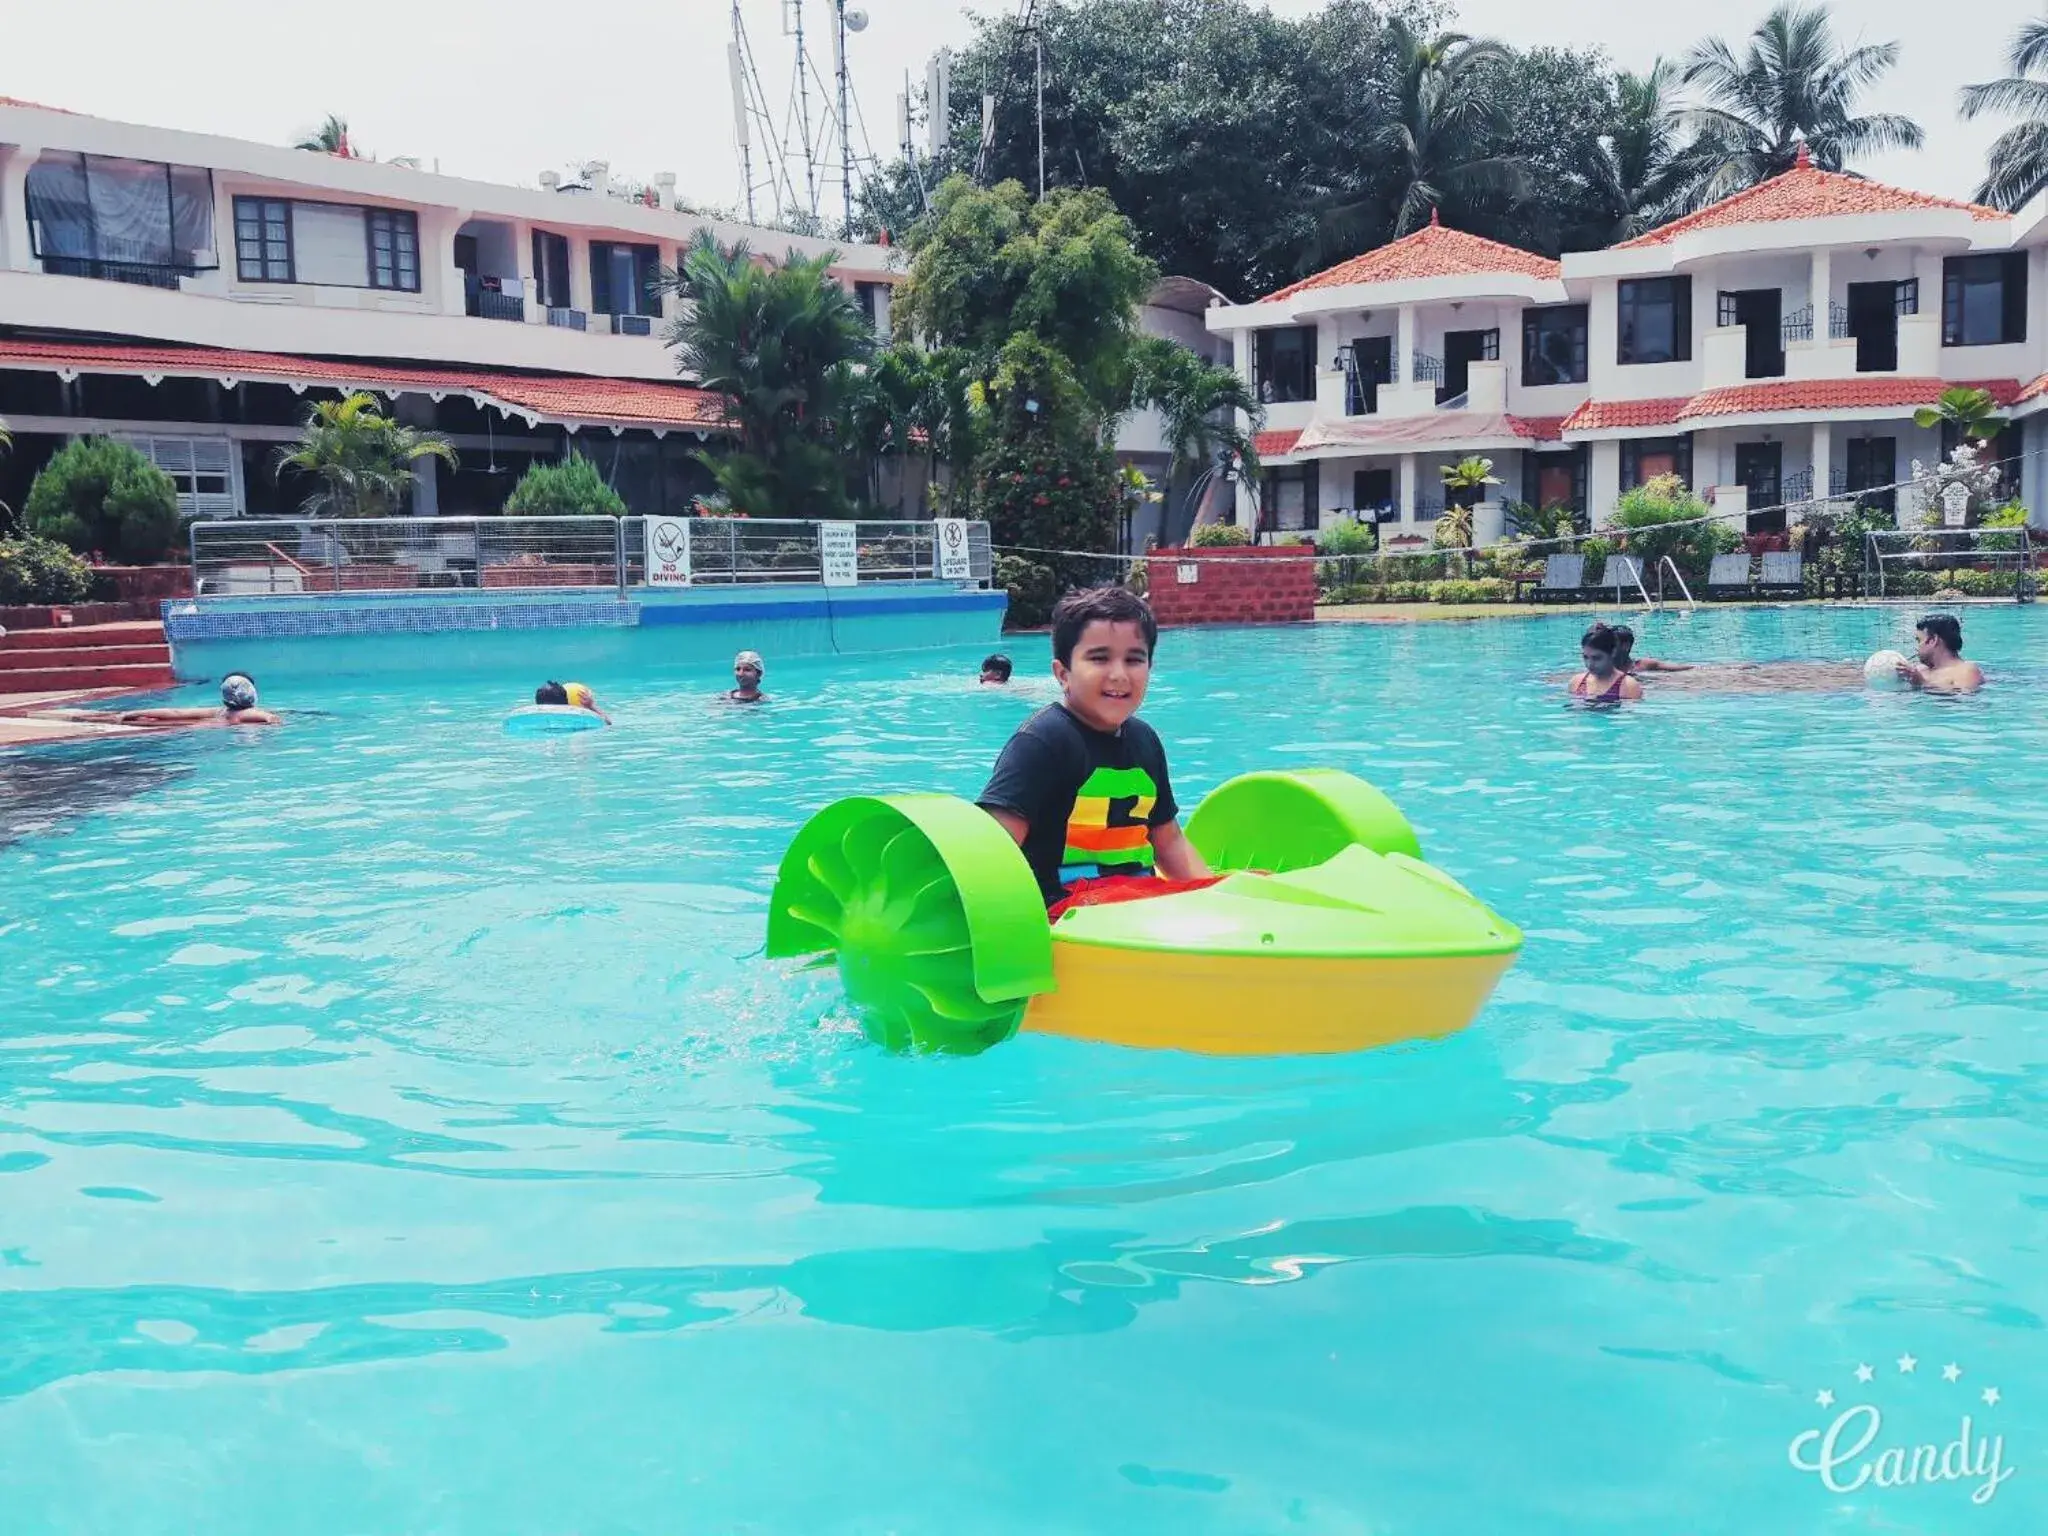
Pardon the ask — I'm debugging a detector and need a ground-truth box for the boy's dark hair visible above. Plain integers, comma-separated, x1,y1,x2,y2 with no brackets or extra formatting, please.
1917,613,1964,654
1581,622,1619,656
981,653,1013,681
1610,624,1636,651
1051,586,1158,667
535,680,569,705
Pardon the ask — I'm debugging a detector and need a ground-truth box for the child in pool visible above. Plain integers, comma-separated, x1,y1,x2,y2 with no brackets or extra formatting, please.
977,586,1212,914
1611,625,1693,675
979,653,1013,685
1569,623,1643,702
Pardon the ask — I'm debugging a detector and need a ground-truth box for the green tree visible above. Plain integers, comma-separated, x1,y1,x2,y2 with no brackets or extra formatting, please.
663,229,874,519
502,455,628,518
275,393,457,519
971,333,1122,558
1912,385,2009,444
295,115,353,155
24,438,182,562
1127,335,1262,534
1961,18,2048,211
1319,20,1528,256
1577,62,1707,245
1681,3,1923,203
891,178,1158,412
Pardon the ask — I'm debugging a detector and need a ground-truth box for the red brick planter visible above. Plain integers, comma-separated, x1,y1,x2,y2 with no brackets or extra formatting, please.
1144,545,1318,626
0,601,159,630
93,564,195,602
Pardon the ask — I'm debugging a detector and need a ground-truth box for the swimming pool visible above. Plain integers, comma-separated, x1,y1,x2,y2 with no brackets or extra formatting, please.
3,605,2044,1534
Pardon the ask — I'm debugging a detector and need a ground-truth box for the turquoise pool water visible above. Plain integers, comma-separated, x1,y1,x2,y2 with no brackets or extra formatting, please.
3,606,2045,1534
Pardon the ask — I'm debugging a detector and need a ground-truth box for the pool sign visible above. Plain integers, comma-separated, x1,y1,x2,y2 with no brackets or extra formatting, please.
645,516,691,585
1943,484,1970,528
935,518,973,579
820,521,859,586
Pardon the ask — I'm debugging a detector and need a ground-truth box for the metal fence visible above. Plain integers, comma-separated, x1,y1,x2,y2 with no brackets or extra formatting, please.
188,516,993,597
1863,526,2038,603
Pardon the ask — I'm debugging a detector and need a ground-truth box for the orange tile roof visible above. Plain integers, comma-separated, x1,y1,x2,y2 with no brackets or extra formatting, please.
1254,428,1303,457
0,337,731,431
0,96,73,113
1260,211,1559,303
1508,415,1567,442
1564,377,2021,432
2017,372,2048,404
1617,147,2004,249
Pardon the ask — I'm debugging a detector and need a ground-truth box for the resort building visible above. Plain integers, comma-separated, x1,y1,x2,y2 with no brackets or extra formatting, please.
0,97,901,521
1208,149,2048,541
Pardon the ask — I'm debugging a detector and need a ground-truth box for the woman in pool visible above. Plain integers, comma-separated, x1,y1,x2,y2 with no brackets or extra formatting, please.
726,650,767,704
41,673,281,729
1569,624,1642,703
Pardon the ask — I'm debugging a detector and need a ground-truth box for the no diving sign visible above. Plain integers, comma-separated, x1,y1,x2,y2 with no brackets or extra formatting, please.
645,517,692,585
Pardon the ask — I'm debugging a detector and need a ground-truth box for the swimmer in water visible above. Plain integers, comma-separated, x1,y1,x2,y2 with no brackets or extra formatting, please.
980,653,1013,686
41,672,282,729
562,682,611,723
1897,613,1984,695
1611,624,1694,675
727,650,767,704
1569,623,1643,703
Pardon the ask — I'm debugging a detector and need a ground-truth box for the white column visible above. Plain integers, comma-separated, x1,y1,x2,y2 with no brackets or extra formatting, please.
1398,453,1417,525
1810,421,1832,506
570,235,595,314
515,221,539,323
431,208,471,317
1589,440,1622,528
1396,305,1417,384
1809,248,1832,334
0,146,40,271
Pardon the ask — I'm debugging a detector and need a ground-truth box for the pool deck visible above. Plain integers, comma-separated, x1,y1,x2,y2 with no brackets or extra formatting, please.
0,688,152,746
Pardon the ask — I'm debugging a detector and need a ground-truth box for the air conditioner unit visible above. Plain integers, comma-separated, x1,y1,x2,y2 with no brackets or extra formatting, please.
611,313,653,337
546,308,587,331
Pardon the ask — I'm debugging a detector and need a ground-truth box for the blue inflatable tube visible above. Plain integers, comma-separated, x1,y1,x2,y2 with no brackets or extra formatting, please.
505,705,607,735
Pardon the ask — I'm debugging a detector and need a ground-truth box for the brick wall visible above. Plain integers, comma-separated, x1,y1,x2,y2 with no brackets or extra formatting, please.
1144,546,1317,626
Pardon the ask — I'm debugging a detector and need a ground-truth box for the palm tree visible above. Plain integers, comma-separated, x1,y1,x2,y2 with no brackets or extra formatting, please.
1961,18,2048,210
663,230,874,519
295,115,354,156
1913,385,2008,444
1682,3,1923,203
275,393,456,519
1582,62,1708,243
1129,336,1263,536
1317,21,1529,260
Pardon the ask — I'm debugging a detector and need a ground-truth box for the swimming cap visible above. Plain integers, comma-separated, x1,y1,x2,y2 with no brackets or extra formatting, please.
564,682,595,710
221,674,258,710
734,650,764,672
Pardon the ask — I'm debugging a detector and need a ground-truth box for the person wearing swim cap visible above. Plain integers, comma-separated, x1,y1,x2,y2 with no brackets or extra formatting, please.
727,650,767,704
92,672,280,728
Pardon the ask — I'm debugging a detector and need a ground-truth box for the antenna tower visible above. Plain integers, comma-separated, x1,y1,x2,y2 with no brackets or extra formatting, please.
727,0,882,234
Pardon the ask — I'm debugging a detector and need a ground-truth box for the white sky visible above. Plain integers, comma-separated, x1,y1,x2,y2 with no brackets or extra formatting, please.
3,0,2033,219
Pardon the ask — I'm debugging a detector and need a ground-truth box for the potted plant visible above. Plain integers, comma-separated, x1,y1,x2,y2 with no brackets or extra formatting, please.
1441,456,1505,545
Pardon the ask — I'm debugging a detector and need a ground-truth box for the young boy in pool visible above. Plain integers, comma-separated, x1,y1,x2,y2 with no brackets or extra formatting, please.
977,586,1212,913
1898,613,1984,694
979,653,1013,686
1610,625,1693,675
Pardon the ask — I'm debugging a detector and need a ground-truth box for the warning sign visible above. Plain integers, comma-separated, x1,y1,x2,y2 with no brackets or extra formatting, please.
645,516,692,586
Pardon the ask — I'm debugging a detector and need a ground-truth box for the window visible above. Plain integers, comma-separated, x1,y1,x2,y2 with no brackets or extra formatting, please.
1844,436,1896,515
855,280,888,332
113,435,238,517
591,242,661,316
367,209,420,291
234,197,293,282
1352,467,1396,520
26,153,217,284
532,231,572,310
1522,305,1588,386
1617,276,1692,364
1620,435,1692,489
1258,462,1319,534
1942,253,2026,347
1254,326,1317,404
1526,446,1588,513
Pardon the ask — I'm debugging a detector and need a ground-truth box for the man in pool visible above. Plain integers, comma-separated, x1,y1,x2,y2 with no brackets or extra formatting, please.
979,653,1013,686
1569,624,1643,702
977,586,1212,915
1898,613,1984,694
726,651,767,704
41,672,282,730
1611,625,1693,676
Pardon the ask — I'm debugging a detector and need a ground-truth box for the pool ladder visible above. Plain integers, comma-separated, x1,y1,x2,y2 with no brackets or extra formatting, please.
1613,556,1696,615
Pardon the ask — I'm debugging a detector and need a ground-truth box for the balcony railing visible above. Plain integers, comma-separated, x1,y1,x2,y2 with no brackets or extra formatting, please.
1410,351,1444,386
1828,302,1852,340
1829,467,1848,496
40,255,193,290
1781,306,1814,344
464,277,526,322
1780,468,1814,504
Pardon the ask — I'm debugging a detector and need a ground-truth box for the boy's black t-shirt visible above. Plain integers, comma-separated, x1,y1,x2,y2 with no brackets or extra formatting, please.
977,703,1178,905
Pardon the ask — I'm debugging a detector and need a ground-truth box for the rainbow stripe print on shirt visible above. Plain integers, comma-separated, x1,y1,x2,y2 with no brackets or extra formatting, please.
1057,763,1158,887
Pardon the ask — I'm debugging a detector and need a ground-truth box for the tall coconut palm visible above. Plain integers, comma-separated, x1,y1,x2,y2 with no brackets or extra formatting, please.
1129,336,1263,535
1961,18,2048,210
275,393,456,519
1315,21,1529,260
295,115,354,156
1582,62,1708,243
664,230,874,519
1682,3,1923,203
1913,385,2009,444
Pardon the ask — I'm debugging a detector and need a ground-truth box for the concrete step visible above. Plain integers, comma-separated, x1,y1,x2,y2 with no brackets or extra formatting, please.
0,644,171,669
0,663,176,693
0,621,168,652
